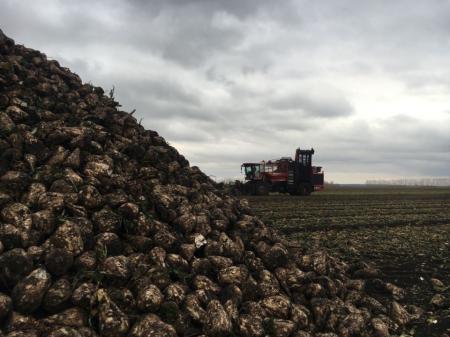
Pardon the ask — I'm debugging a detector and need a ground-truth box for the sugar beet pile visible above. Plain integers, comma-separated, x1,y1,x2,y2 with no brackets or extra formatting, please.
0,30,421,337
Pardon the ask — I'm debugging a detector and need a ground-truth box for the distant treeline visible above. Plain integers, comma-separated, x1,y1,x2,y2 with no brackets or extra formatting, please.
366,178,450,186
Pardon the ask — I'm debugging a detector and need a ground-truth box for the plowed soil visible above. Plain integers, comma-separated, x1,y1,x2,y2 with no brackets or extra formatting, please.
245,186,450,337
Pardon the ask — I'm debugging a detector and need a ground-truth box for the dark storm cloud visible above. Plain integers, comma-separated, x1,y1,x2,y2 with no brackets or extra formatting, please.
1,0,449,182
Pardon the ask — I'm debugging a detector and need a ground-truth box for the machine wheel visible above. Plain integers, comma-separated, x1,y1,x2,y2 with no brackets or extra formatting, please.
289,184,311,196
303,184,312,196
257,184,269,196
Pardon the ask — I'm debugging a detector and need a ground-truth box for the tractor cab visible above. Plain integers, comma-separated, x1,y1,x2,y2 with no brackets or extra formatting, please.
295,148,314,167
286,148,315,195
241,163,262,181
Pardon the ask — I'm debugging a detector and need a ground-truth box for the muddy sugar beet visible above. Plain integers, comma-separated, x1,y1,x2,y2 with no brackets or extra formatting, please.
0,29,420,337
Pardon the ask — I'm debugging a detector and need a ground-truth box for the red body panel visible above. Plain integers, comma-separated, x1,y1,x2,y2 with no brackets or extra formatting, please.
263,162,323,190
263,172,288,182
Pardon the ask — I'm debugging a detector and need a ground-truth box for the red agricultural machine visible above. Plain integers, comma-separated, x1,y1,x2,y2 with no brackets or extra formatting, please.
238,148,324,196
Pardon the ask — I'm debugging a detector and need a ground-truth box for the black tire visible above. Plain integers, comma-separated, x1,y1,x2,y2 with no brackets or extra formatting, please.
257,184,269,196
290,184,312,196
289,187,301,196
244,182,257,196
297,184,305,196
304,184,312,196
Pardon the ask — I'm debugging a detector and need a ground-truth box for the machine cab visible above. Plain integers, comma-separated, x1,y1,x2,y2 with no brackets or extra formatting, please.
293,148,315,184
295,148,314,167
241,163,262,181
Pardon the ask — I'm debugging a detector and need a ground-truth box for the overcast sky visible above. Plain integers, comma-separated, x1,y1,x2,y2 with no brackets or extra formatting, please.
2,0,450,183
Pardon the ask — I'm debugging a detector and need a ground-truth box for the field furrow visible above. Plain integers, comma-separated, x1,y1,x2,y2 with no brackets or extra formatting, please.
244,186,450,337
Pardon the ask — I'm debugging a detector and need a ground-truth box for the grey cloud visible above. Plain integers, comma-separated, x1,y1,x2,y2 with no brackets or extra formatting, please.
148,119,215,143
205,67,235,86
118,79,201,107
269,91,354,118
312,116,450,177
130,0,298,20
159,14,243,67
1,0,450,183
402,72,450,94
123,0,299,67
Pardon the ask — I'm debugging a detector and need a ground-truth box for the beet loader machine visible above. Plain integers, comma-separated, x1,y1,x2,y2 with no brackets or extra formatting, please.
238,148,324,196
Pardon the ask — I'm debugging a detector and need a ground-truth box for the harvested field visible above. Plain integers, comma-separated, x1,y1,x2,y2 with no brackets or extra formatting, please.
245,186,450,337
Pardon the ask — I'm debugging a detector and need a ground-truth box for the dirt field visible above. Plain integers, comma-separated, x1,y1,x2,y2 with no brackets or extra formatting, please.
245,186,450,337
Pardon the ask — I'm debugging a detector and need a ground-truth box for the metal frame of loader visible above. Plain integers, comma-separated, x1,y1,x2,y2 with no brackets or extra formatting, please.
240,148,319,196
